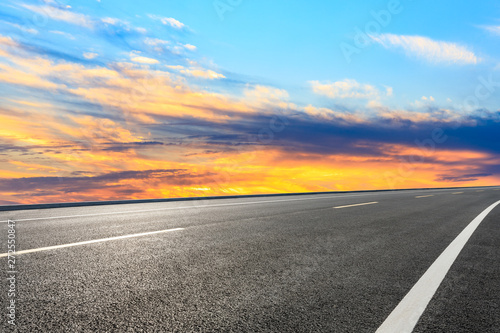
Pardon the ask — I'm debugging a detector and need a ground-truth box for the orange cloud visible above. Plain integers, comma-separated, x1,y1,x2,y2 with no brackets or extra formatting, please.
0,34,498,205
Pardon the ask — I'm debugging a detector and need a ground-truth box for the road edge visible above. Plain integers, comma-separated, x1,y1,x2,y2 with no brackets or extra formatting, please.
1,185,498,212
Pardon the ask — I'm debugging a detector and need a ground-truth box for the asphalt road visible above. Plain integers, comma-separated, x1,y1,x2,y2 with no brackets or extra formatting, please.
0,187,499,332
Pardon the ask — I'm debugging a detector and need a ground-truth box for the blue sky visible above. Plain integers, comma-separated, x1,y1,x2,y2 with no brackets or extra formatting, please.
2,0,500,107
0,0,499,204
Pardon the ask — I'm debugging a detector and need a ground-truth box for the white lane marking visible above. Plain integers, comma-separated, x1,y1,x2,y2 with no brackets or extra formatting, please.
476,190,484,192
452,192,464,195
376,200,500,333
0,188,493,223
415,195,434,198
0,194,380,223
0,192,421,223
0,228,184,258
333,202,378,209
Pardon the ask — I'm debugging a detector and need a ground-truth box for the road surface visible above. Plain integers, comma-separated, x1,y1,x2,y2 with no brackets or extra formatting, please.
1,187,499,332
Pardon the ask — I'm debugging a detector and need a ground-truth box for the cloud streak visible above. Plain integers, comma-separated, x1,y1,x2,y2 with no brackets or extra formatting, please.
309,79,383,99
148,15,187,30
370,34,479,65
482,25,500,36
21,4,94,28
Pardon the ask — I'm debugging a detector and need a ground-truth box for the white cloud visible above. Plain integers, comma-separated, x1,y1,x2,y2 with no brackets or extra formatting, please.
83,52,98,60
166,62,224,80
130,55,159,64
50,30,75,40
101,17,132,30
144,38,170,46
181,68,225,79
144,38,175,54
385,86,393,97
161,17,185,29
245,85,289,101
370,33,479,65
144,38,195,54
303,105,364,123
412,95,437,108
184,44,197,51
482,25,500,36
310,79,380,99
101,17,121,25
102,17,118,25
5,22,38,34
242,85,294,109
22,4,93,28
148,15,186,29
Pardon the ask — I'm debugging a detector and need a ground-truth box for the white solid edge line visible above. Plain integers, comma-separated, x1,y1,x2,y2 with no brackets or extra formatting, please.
375,200,500,333
1,188,497,223
333,202,378,209
0,194,375,223
0,228,184,258
0,193,395,223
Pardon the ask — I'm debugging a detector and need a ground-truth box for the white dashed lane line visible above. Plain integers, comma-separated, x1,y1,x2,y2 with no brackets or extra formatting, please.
333,202,378,209
0,228,185,258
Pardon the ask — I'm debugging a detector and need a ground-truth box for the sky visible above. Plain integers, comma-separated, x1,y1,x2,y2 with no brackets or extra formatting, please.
0,0,499,204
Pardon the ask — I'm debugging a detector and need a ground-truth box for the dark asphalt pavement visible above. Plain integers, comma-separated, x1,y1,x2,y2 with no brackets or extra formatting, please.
0,187,499,332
